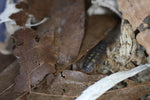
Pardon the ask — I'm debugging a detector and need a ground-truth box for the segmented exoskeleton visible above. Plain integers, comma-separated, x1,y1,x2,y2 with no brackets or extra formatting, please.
81,40,107,73
81,21,121,73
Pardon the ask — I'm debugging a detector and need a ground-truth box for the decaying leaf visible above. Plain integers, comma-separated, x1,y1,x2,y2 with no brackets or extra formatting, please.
0,0,21,24
98,82,150,100
12,0,85,92
136,29,150,63
10,0,51,26
37,0,85,70
24,70,106,100
13,28,56,92
10,10,28,26
18,69,150,100
47,70,105,96
0,54,20,100
0,54,16,72
0,61,19,93
79,15,117,55
0,60,20,100
1,0,149,99
117,0,150,31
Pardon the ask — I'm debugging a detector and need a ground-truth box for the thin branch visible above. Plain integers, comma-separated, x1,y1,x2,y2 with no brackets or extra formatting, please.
0,83,15,96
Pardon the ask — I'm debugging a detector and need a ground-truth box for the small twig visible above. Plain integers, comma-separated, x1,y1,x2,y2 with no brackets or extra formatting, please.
16,92,28,99
0,83,15,96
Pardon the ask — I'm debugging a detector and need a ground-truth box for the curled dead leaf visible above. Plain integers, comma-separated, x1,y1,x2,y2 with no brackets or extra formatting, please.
117,0,150,30
136,29,150,63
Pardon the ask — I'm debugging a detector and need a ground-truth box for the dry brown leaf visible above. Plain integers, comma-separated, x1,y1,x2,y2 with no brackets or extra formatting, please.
37,0,85,70
136,29,150,63
20,70,150,100
0,54,16,72
47,70,105,96
0,61,19,93
11,0,52,25
13,28,56,92
79,15,117,55
117,0,150,31
98,82,150,100
13,0,85,92
0,54,20,100
26,0,51,20
10,10,28,26
25,70,105,100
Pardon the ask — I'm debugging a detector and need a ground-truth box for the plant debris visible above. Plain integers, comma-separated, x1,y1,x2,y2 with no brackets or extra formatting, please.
12,0,85,92
0,0,150,100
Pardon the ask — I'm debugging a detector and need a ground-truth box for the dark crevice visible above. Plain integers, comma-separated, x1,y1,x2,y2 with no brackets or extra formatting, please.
144,50,148,57
60,72,65,78
131,61,138,66
62,89,66,93
31,26,38,30
35,35,40,42
134,29,140,37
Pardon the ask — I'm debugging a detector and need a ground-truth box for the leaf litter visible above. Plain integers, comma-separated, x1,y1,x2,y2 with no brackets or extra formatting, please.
13,28,56,92
0,0,150,100
12,0,85,93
